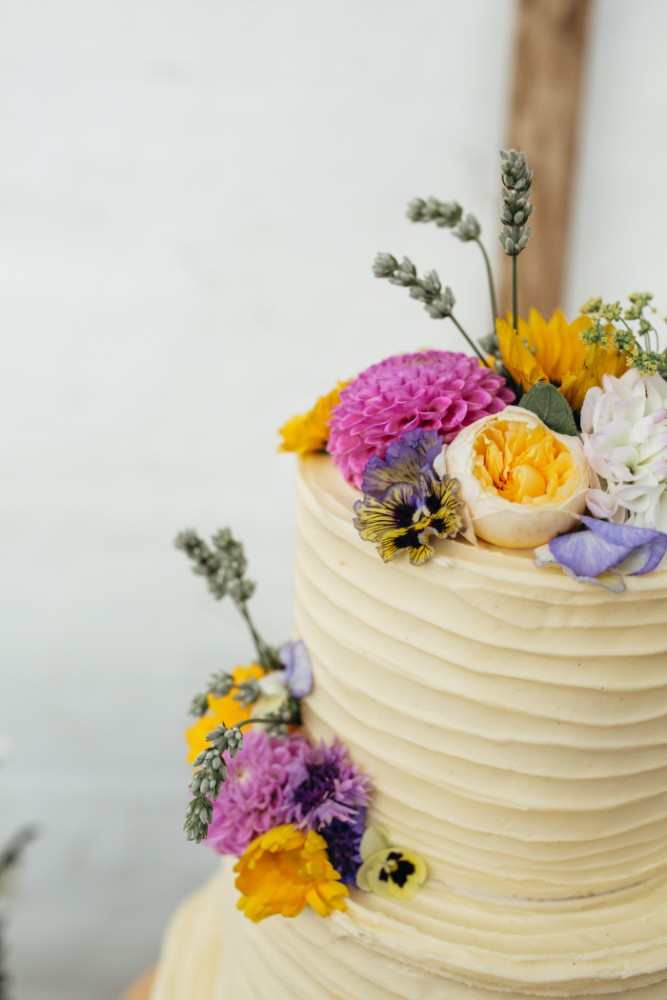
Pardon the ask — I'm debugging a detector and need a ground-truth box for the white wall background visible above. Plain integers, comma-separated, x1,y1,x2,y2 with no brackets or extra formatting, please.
2,2,667,998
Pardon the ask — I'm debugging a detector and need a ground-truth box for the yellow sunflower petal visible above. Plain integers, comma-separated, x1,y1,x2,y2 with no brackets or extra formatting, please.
559,344,628,412
496,317,548,392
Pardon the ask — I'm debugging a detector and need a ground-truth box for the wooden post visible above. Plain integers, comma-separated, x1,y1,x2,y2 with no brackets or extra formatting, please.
500,0,593,319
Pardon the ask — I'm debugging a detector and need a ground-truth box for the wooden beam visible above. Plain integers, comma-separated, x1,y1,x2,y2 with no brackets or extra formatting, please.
500,0,593,319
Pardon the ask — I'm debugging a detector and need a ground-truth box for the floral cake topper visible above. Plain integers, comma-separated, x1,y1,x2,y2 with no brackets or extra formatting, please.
280,149,667,590
177,529,426,921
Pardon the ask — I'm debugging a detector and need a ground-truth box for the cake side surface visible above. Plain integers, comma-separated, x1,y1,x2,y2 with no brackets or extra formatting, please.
150,455,667,1000
295,454,667,901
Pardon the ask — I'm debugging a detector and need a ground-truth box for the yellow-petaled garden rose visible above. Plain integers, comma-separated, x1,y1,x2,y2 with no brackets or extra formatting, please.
445,407,590,549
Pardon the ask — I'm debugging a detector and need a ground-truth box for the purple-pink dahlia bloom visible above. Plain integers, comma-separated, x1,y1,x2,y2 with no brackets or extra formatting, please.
327,350,514,487
283,738,372,831
205,729,309,857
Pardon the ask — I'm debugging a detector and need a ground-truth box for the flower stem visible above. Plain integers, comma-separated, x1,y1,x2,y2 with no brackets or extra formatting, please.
512,257,518,334
449,314,492,367
236,602,276,671
474,237,498,332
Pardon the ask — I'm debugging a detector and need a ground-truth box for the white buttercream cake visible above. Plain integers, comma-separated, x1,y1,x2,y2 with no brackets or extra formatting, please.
151,454,667,999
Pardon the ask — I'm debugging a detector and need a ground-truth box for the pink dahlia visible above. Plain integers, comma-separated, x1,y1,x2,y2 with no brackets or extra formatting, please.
327,351,514,487
205,729,310,857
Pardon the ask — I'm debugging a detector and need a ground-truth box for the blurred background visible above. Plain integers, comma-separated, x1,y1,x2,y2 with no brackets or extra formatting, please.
2,1,667,997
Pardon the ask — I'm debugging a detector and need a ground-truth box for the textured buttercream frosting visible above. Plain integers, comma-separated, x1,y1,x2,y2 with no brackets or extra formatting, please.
151,454,667,998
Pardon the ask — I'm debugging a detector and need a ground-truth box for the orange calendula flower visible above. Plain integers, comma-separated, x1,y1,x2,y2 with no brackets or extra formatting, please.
234,824,348,922
185,664,264,763
278,382,349,454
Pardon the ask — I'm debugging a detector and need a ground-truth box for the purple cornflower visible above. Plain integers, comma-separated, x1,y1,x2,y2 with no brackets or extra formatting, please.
320,809,367,886
284,738,372,831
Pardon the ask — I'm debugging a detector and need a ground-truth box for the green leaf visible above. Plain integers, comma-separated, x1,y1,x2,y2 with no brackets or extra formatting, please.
518,383,578,436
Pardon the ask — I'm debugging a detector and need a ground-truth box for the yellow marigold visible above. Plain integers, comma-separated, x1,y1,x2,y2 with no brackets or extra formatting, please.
184,664,264,763
234,823,348,922
278,382,349,454
496,309,628,408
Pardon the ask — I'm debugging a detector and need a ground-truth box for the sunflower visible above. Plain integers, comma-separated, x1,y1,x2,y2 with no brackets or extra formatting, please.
496,308,627,408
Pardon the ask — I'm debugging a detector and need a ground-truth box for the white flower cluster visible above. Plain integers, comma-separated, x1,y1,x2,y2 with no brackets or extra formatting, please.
581,370,667,531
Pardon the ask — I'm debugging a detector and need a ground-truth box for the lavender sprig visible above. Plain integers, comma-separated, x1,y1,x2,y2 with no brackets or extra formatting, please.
175,529,281,672
373,253,490,367
0,826,35,1000
499,149,534,333
184,705,297,843
408,197,498,329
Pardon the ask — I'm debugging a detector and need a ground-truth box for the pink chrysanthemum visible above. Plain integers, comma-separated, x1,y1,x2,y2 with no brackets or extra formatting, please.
327,351,514,487
205,730,310,858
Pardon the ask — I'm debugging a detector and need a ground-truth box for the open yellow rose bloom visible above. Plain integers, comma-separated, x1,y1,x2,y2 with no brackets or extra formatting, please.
473,420,582,507
446,407,590,549
496,308,627,407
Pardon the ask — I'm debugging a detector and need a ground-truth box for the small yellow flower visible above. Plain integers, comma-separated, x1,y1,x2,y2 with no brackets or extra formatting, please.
496,309,628,411
184,664,264,763
234,824,348,922
356,826,427,900
278,382,349,454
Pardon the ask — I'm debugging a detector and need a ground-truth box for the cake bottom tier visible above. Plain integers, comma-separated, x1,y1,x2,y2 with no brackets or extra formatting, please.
150,863,667,999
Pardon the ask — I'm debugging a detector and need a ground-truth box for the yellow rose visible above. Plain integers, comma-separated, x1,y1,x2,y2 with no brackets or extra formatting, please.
445,407,590,549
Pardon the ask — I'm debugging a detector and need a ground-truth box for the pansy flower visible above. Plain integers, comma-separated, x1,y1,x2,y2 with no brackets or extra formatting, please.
535,515,667,591
356,826,427,900
353,431,463,566
279,639,313,698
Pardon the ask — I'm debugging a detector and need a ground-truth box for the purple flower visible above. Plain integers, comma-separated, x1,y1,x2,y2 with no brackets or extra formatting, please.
284,738,372,831
205,729,310,857
535,515,667,591
327,351,513,487
320,809,367,886
361,429,443,499
279,640,313,698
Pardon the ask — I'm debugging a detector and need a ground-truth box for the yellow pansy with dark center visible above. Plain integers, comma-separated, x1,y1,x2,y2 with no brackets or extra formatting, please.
356,844,427,900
